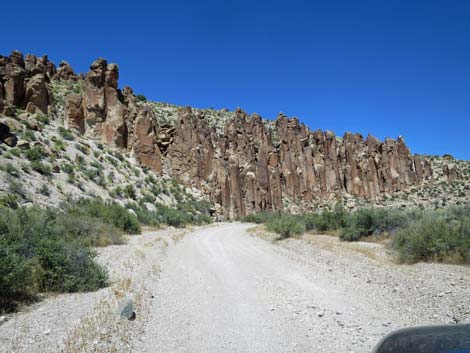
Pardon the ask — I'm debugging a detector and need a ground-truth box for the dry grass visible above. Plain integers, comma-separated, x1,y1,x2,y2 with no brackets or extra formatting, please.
249,224,394,265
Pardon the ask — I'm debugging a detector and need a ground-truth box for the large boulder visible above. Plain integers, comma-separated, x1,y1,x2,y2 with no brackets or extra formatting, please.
24,73,49,113
0,122,17,147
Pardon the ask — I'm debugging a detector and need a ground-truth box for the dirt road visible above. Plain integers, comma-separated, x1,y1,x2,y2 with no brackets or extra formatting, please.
136,223,470,353
2,223,469,353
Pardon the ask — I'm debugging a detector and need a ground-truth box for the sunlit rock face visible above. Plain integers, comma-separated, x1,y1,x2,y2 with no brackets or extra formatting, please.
0,51,434,217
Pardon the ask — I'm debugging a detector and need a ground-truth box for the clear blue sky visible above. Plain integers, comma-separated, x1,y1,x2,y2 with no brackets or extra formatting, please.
2,0,469,159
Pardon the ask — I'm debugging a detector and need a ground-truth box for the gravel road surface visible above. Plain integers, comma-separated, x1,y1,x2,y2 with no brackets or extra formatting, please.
136,223,470,353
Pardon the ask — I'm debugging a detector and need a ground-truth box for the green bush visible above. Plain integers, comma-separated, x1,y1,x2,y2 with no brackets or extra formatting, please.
136,94,147,102
75,143,90,155
8,178,26,198
127,199,212,228
38,184,51,196
392,206,470,264
66,199,141,234
30,161,52,176
266,213,305,239
340,208,410,241
241,212,273,224
0,206,109,311
24,146,45,161
4,163,20,178
23,129,36,141
58,127,74,141
304,205,349,232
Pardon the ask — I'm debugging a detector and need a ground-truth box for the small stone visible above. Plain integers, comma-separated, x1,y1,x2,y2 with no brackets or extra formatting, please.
318,312,325,317
117,298,136,321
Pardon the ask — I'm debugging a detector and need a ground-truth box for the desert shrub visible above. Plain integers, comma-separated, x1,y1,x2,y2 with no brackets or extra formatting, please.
392,205,470,264
23,129,36,141
136,94,147,102
75,143,90,155
0,235,35,310
58,126,74,141
75,154,86,166
5,163,20,177
30,161,52,176
24,146,45,161
8,147,21,157
53,213,124,247
340,208,410,241
61,162,74,174
304,205,349,232
8,178,26,198
0,206,109,311
141,192,156,204
105,154,118,167
35,113,49,125
124,184,136,200
38,184,51,196
35,237,107,292
127,199,212,228
54,139,66,152
0,194,19,209
266,213,305,239
83,167,104,184
241,212,273,224
66,199,141,234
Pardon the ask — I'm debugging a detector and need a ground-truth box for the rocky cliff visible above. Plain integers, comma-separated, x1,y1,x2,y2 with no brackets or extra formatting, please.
1,51,440,217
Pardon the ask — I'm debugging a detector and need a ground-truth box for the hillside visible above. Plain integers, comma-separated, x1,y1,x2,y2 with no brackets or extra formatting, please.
0,50,469,217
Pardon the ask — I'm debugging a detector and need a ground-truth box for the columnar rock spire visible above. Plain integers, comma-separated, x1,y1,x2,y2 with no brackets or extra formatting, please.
0,51,435,217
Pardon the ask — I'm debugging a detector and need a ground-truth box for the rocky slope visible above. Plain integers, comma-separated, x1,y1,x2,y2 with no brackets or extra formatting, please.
1,50,468,217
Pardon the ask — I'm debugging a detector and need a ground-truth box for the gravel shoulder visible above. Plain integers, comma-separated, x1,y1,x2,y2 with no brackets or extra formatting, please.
0,227,187,353
2,223,469,353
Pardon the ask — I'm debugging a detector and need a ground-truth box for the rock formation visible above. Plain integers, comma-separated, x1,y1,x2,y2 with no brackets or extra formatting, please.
0,51,437,217
0,51,54,115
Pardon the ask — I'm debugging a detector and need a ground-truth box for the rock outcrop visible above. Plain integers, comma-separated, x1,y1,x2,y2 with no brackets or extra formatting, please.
157,109,433,216
0,51,54,115
0,51,437,217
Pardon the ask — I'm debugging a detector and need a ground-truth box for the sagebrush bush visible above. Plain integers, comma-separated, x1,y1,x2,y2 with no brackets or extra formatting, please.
5,163,20,177
392,206,470,264
30,160,52,175
126,199,212,228
58,126,74,141
243,204,470,264
241,212,273,224
304,205,349,232
266,213,305,239
340,208,410,241
65,199,141,234
24,146,45,161
0,206,109,312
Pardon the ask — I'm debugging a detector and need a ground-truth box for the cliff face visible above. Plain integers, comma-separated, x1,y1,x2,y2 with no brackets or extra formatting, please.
0,51,434,217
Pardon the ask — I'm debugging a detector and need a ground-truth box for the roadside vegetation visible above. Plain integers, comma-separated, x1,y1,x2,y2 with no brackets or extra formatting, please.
242,204,470,265
0,197,212,313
